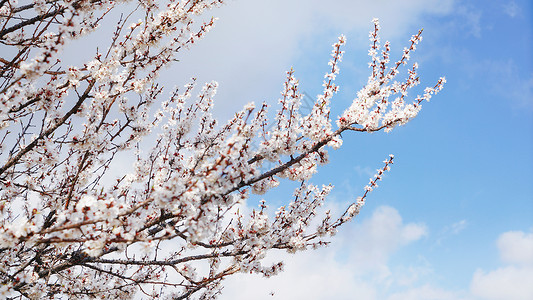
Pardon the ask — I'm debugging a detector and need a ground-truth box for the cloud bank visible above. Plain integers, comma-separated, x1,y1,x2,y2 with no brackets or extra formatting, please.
470,230,533,300
220,205,428,300
164,0,456,119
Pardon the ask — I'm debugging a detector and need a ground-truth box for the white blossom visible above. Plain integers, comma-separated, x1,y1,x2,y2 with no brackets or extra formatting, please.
0,3,443,297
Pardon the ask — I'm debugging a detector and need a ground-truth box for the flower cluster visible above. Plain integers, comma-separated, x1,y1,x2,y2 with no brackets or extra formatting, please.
338,19,445,132
0,1,444,298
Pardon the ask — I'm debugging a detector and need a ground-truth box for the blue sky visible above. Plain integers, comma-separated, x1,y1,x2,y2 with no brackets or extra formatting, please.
159,0,533,299
1,0,531,298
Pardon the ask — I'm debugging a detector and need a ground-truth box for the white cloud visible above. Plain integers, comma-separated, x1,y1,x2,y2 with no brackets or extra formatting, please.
386,284,465,300
219,205,428,299
455,5,482,38
449,220,468,235
163,0,456,120
217,218,533,300
469,230,533,300
470,266,533,300
342,206,427,277
393,259,434,287
221,250,378,300
497,230,533,265
435,219,468,246
220,218,533,300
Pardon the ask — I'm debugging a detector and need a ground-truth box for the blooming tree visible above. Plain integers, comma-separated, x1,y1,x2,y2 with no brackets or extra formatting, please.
0,0,445,298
